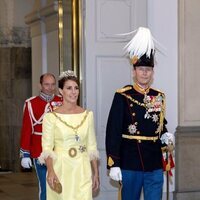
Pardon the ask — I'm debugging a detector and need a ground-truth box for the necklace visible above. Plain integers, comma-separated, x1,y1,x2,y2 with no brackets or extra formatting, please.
52,111,89,141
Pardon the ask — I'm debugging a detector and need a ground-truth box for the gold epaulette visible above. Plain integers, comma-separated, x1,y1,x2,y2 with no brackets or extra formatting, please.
116,86,132,93
151,88,165,96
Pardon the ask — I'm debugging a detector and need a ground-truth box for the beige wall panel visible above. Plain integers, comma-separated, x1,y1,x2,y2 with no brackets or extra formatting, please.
179,0,200,126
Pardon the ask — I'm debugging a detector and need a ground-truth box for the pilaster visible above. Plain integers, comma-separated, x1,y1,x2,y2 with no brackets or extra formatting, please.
174,0,200,199
25,0,59,95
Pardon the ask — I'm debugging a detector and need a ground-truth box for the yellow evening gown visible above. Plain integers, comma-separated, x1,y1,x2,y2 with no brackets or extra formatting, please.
41,110,98,200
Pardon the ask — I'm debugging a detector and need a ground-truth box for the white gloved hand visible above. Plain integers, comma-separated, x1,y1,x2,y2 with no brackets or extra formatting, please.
21,157,32,168
109,167,122,181
160,132,174,145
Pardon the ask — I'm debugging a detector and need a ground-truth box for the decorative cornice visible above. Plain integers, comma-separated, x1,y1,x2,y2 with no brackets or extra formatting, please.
25,2,58,25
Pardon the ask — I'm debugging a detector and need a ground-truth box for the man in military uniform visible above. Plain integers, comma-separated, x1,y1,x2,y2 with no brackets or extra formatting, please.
106,27,173,200
20,73,62,200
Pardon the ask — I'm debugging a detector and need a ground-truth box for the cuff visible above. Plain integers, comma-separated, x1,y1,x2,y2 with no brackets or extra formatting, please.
20,148,30,158
107,155,120,169
38,150,57,165
88,150,100,161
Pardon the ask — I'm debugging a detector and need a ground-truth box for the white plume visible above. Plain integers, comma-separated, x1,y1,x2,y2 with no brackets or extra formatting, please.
123,27,155,59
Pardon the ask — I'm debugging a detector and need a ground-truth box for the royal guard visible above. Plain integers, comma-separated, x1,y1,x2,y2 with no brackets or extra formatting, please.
20,73,62,200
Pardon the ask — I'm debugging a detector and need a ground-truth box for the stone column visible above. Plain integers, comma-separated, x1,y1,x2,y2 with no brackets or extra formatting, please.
174,1,200,199
25,0,59,95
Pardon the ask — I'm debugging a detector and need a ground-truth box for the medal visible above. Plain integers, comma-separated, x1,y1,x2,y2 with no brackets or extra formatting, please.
75,134,80,142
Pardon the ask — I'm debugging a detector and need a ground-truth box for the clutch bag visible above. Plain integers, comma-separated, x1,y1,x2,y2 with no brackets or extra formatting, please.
53,181,62,194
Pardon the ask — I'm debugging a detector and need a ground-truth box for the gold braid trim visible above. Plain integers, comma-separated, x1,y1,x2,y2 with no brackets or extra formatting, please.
155,93,166,136
133,83,150,94
116,86,132,93
120,91,166,137
120,93,146,107
122,134,158,141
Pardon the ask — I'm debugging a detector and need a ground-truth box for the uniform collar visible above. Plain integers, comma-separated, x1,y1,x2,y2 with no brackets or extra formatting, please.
133,83,150,94
39,92,54,102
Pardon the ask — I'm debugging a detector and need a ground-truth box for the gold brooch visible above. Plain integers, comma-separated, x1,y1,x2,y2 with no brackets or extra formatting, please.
69,148,77,157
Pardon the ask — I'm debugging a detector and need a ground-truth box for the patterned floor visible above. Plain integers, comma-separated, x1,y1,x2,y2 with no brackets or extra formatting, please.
0,172,38,200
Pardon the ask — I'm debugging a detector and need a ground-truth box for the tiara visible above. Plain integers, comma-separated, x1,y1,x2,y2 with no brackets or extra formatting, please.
59,70,77,80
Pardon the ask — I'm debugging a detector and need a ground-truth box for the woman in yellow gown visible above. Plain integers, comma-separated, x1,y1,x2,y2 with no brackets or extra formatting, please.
39,70,99,200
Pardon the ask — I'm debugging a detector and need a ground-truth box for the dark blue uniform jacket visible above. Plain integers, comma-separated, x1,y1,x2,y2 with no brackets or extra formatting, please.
106,85,167,172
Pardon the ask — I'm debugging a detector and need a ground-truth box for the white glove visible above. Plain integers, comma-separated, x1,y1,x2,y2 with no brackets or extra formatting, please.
160,132,174,145
109,167,122,181
21,157,32,168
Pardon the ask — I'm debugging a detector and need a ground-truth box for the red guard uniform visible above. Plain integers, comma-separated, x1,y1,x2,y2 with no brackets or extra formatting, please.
20,94,62,158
